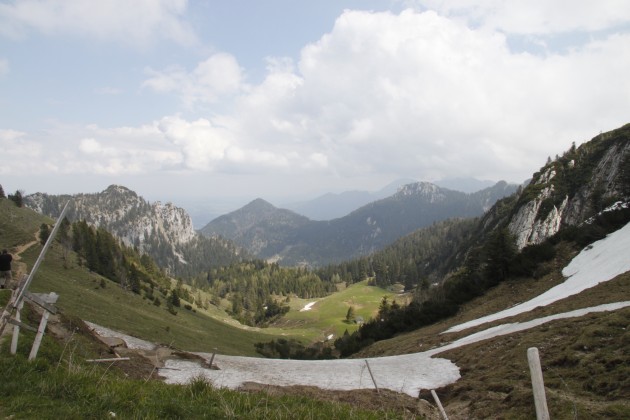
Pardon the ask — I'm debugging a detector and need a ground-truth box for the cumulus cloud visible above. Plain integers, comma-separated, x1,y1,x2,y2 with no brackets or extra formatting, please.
0,129,45,174
1,124,182,176
143,53,245,107
4,7,630,195
205,8,629,182
156,115,307,172
415,0,630,34
0,0,195,46
135,8,630,184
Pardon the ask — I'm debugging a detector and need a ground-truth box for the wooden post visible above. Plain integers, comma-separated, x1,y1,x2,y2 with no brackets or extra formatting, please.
209,349,217,369
86,357,131,363
527,347,550,420
364,360,379,394
10,300,24,355
29,310,50,361
431,389,449,420
0,201,70,336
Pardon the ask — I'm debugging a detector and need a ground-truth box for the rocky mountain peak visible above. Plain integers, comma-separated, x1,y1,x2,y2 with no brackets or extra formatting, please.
508,124,630,249
24,186,197,270
396,182,446,202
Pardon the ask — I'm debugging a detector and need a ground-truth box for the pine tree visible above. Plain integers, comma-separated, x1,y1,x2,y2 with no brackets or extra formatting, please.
170,289,181,307
39,223,51,245
345,306,355,322
0,184,5,199
8,190,23,207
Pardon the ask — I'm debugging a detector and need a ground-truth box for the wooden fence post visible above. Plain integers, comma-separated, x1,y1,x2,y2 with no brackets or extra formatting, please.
527,347,550,420
10,300,24,355
29,310,50,361
431,389,449,420
364,360,379,394
0,201,70,336
209,348,217,369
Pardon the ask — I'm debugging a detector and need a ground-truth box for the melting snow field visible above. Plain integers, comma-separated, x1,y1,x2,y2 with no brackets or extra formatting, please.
89,222,630,397
445,221,630,333
162,352,460,397
85,321,156,350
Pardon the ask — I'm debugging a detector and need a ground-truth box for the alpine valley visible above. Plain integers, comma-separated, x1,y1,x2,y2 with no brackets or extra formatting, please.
1,123,629,419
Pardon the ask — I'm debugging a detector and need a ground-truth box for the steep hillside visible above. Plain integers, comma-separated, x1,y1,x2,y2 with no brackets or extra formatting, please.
202,181,518,266
324,124,630,359
508,123,630,249
24,185,244,276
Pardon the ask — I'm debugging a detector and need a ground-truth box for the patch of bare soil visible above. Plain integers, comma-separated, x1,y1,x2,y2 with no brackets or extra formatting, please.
10,234,39,282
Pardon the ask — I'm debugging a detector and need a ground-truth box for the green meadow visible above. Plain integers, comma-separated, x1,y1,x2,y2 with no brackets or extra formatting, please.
1,200,400,355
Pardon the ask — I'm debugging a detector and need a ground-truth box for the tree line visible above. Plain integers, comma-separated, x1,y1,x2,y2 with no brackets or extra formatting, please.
197,260,338,327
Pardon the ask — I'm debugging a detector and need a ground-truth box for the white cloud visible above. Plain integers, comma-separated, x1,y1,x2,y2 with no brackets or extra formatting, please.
1,123,182,176
79,138,103,154
138,8,630,184
415,0,630,34
157,116,231,170
143,53,245,107
0,129,45,174
220,8,630,182
0,0,196,46
156,115,305,172
4,7,630,196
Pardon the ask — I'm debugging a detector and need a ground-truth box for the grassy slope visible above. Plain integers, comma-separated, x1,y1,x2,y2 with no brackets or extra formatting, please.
355,242,630,419
0,201,285,355
0,324,400,420
0,201,404,355
274,280,405,342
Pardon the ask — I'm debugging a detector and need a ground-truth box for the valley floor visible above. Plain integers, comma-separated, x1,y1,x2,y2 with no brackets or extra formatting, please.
86,222,630,404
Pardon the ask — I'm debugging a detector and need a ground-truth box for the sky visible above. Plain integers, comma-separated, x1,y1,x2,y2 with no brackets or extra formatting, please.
1,0,630,214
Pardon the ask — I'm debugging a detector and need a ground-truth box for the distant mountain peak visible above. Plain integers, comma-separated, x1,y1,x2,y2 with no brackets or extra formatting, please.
396,182,445,200
245,198,276,210
103,184,136,196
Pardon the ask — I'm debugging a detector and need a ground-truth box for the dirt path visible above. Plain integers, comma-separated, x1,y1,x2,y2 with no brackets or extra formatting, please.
11,232,39,280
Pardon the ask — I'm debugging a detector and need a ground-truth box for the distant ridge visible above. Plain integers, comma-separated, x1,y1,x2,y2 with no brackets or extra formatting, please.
283,178,416,220
201,180,518,266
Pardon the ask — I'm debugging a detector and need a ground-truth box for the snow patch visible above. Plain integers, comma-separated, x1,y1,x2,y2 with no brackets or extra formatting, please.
160,351,460,397
445,221,630,333
430,301,630,355
300,302,316,312
85,321,156,350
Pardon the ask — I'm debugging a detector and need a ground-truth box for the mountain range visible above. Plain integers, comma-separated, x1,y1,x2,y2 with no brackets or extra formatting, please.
282,178,416,220
201,180,518,266
22,123,630,275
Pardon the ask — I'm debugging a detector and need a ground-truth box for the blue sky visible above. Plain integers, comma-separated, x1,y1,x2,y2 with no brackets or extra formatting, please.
1,0,630,215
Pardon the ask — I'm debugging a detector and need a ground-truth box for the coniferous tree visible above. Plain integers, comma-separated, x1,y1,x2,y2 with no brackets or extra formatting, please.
170,289,181,307
0,184,5,198
8,190,23,207
39,223,51,245
483,228,517,287
345,306,355,322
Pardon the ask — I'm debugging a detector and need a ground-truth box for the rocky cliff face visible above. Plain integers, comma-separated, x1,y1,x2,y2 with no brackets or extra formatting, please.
24,185,244,275
508,124,630,249
26,185,195,251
